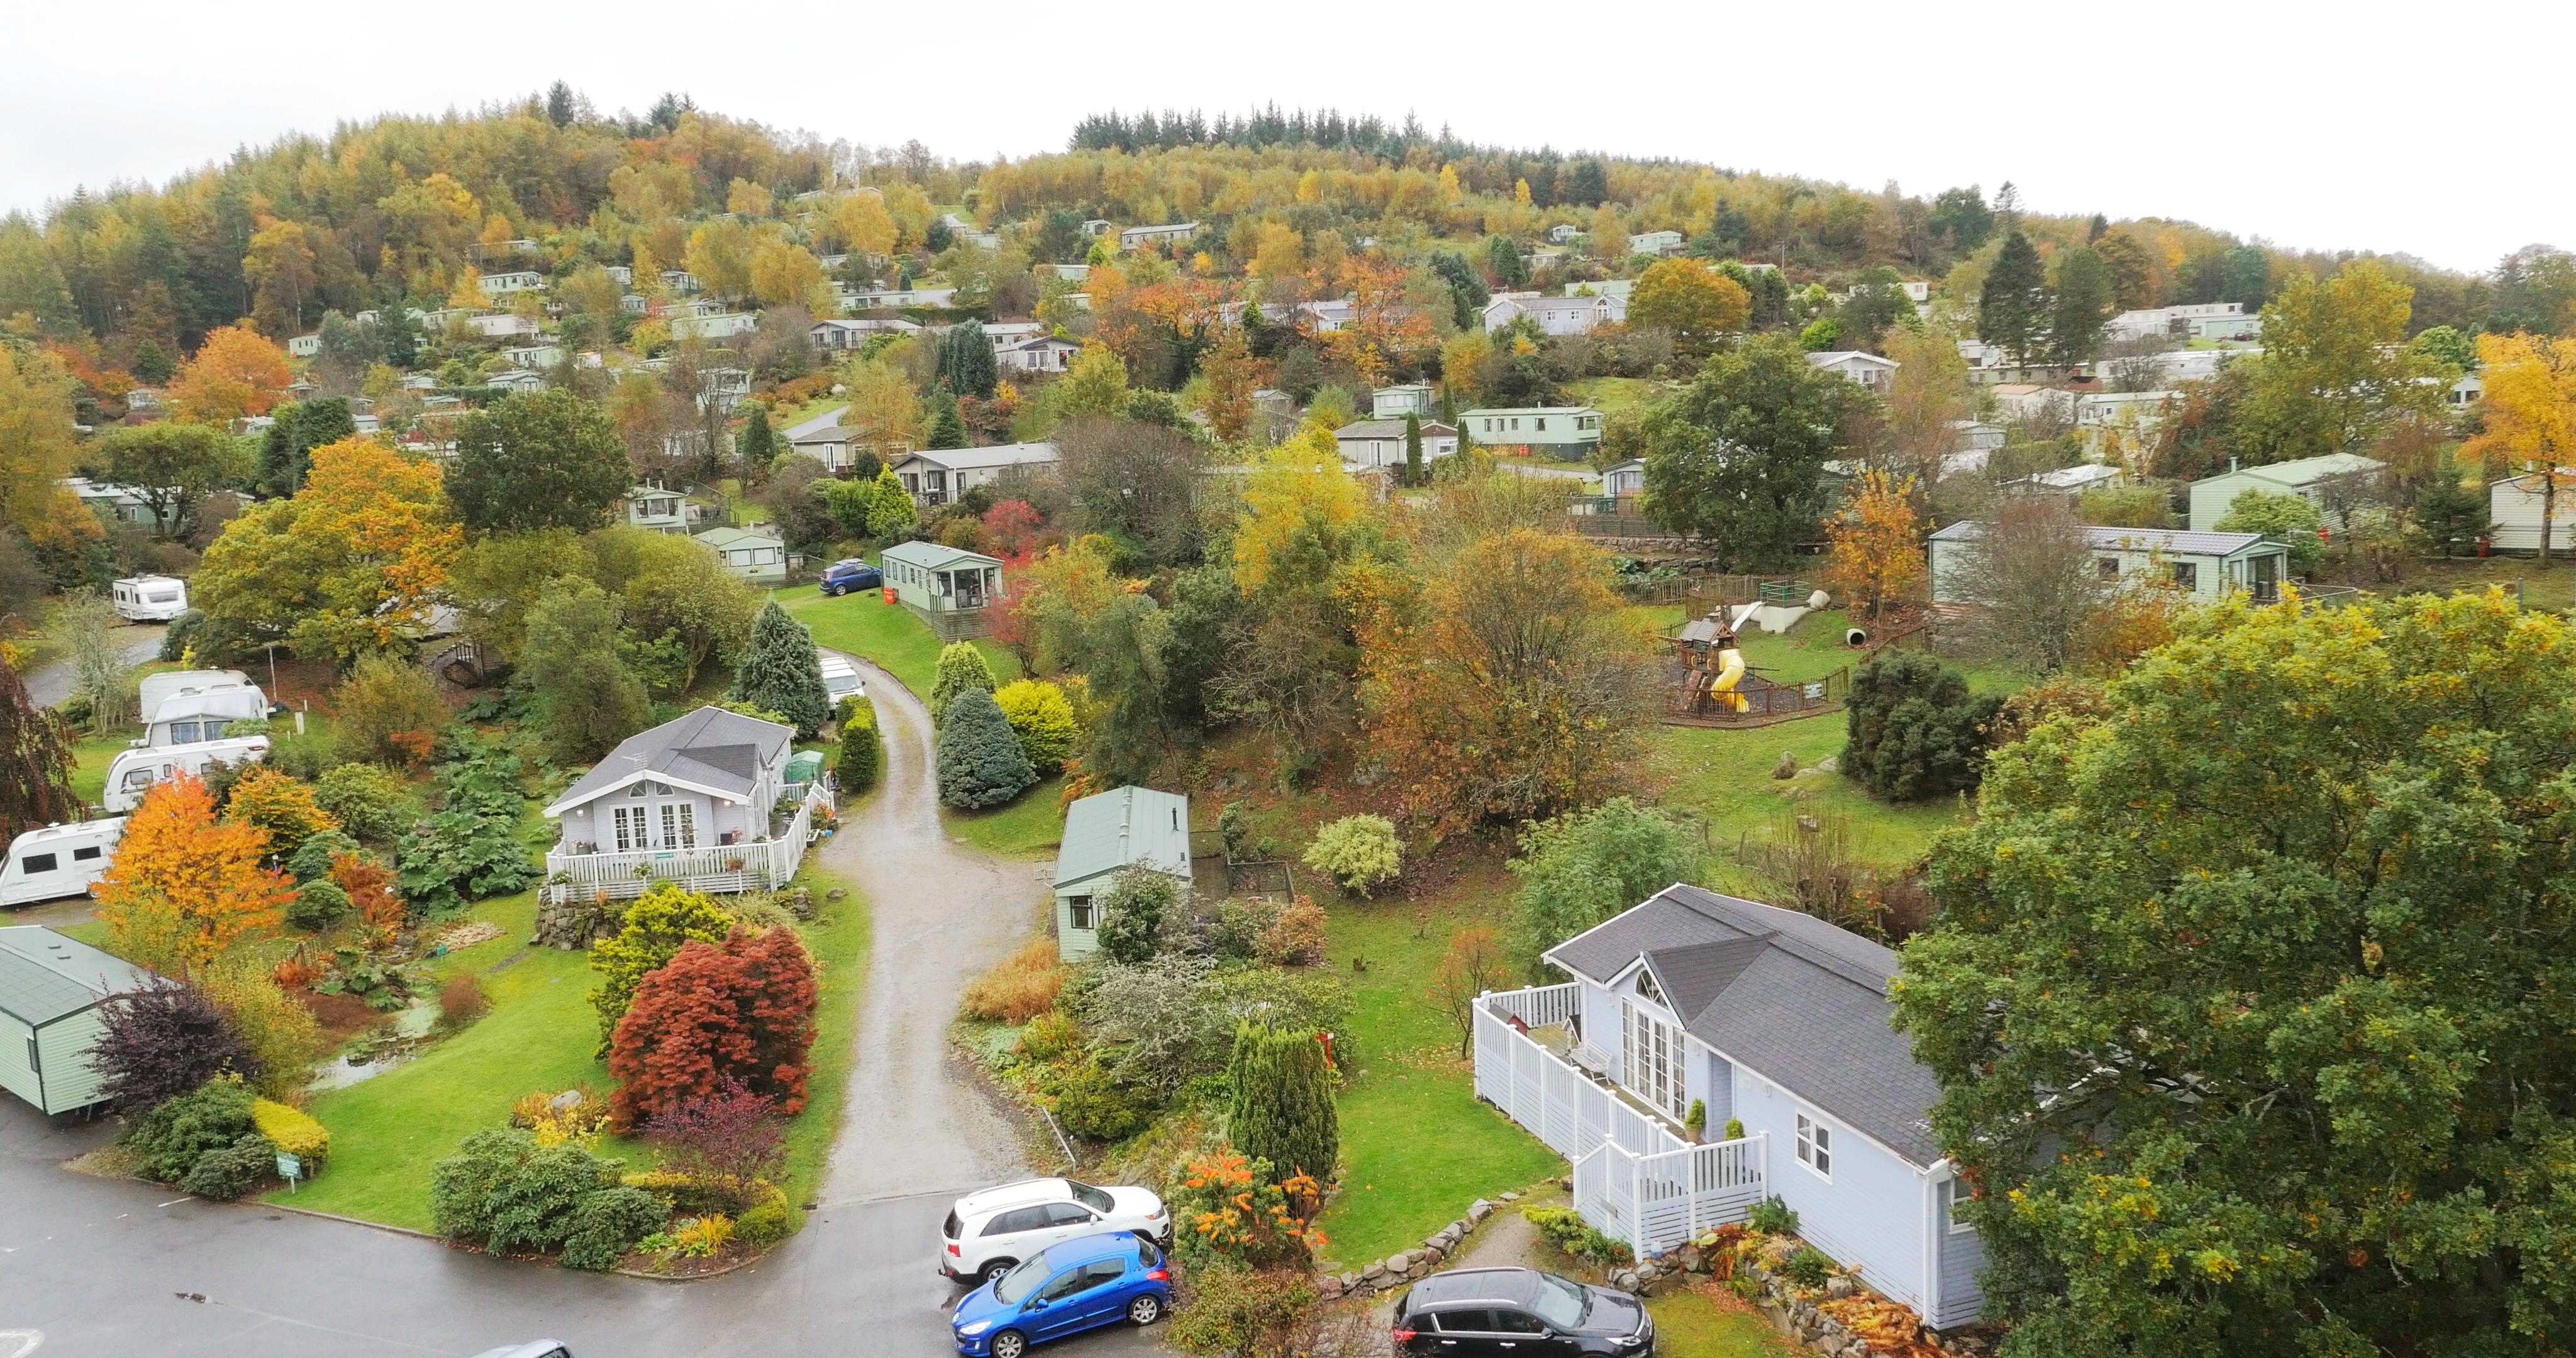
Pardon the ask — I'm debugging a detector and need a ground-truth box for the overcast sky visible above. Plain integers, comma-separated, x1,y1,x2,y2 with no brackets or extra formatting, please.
5,1,2560,276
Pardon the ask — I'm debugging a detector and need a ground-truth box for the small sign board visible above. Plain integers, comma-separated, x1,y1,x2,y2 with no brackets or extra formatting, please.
275,1152,302,1190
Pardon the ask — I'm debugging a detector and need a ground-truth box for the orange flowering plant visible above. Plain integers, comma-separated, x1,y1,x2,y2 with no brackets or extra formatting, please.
1167,1149,1328,1267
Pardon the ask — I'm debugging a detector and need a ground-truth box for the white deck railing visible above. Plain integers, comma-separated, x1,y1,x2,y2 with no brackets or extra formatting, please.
540,785,831,905
1477,985,1769,1260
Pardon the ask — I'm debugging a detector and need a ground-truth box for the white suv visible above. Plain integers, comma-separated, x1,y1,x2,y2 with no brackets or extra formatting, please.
940,1178,1172,1286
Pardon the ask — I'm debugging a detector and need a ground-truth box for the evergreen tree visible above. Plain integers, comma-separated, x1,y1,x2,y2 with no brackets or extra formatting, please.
935,688,1035,808
2413,478,2491,555
1403,413,1424,487
1484,234,1528,289
865,467,918,538
1638,334,1852,568
728,600,832,738
1567,158,1610,207
522,582,650,763
450,389,633,534
938,321,999,399
924,391,969,450
1977,231,2051,367
131,338,175,385
735,402,777,472
1841,653,2003,803
374,302,421,370
1226,1024,1340,1182
2050,246,2116,366
1749,268,1792,330
258,399,357,496
834,695,880,791
545,80,577,128
928,642,997,728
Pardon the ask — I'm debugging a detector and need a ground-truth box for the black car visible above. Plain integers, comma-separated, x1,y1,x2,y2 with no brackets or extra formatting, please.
819,558,883,595
1392,1266,1653,1357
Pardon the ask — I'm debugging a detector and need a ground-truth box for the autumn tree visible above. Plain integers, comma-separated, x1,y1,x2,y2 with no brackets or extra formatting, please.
0,658,78,842
2462,332,2576,566
96,773,292,977
589,883,736,1054
169,326,292,424
1826,470,1926,619
608,925,818,1129
192,438,462,662
1433,926,1512,1055
1877,325,1976,491
1198,324,1258,441
1628,258,1751,351
0,344,92,551
1058,343,1131,419
450,389,635,534
1948,499,2107,675
222,768,339,864
2237,260,2446,465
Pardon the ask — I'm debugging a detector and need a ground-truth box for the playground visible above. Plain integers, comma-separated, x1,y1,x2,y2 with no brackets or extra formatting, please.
1655,580,1855,727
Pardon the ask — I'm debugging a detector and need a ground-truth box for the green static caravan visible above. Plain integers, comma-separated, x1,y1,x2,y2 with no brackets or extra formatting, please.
0,927,156,1115
1050,787,1193,962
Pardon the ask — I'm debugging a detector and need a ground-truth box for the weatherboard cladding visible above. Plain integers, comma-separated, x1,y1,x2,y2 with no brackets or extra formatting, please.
1547,885,1943,1167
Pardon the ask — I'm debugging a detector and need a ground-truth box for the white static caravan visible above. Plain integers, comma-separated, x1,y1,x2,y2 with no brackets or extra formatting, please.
111,575,188,622
0,926,157,1114
2489,470,2576,553
138,669,254,719
0,819,127,908
103,736,270,813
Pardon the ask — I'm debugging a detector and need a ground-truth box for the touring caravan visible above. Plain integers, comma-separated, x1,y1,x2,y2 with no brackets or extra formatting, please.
111,575,189,622
133,670,272,749
0,819,128,908
138,669,252,716
103,736,270,813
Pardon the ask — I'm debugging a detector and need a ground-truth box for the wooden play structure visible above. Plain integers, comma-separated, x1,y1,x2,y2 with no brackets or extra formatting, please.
1661,611,1850,727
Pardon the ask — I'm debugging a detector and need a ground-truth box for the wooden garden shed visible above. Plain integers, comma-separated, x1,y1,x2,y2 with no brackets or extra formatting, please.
0,926,155,1115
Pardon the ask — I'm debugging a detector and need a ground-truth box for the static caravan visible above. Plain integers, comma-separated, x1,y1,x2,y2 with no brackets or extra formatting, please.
0,819,127,908
2489,471,2576,553
104,736,270,813
139,669,251,715
1051,787,1192,962
0,926,157,1114
136,685,269,749
111,575,188,622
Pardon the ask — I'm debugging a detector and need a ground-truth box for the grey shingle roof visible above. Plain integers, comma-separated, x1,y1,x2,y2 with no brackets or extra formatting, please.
547,707,791,814
0,927,155,1027
1544,885,1944,1166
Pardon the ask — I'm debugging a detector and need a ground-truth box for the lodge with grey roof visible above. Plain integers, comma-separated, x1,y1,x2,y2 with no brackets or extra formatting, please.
540,707,827,907
1051,787,1193,961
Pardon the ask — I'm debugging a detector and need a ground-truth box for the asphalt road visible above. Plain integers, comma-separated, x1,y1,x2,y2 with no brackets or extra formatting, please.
0,646,1160,1358
19,625,165,709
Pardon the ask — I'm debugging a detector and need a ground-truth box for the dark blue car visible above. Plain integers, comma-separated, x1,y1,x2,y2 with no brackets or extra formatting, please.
950,1231,1171,1358
819,558,882,595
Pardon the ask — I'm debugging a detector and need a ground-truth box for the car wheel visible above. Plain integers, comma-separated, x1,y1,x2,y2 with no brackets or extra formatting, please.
981,1257,1017,1285
990,1329,1029,1358
1128,1294,1163,1325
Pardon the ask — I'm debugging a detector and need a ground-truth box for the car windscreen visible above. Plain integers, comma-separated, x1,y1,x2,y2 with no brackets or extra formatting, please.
994,1250,1051,1304
1530,1272,1589,1330
1067,1180,1114,1213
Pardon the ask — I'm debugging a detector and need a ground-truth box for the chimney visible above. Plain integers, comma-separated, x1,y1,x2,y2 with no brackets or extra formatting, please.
2229,456,2239,473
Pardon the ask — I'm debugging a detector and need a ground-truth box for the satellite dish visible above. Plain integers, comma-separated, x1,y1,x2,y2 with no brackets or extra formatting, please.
1846,627,1868,648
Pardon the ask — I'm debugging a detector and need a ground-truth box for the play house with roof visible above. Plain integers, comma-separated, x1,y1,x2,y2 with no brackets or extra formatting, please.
1050,787,1193,961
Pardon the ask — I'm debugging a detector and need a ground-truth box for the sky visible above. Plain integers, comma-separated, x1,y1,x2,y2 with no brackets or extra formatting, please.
4,1,2562,277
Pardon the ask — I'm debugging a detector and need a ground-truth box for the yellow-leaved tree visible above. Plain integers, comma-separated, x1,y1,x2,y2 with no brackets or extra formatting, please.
96,772,291,977
1234,426,1370,592
2463,332,2576,566
193,438,462,661
1826,470,1926,619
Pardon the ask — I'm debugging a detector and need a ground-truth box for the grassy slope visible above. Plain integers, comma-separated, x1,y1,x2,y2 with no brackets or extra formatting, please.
942,775,1067,858
776,863,871,1202
1316,899,1567,1271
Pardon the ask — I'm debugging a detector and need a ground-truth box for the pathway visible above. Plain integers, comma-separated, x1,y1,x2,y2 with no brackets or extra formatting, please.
21,625,165,708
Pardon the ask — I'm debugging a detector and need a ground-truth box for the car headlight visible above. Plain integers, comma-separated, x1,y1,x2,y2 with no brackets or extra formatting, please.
956,1321,991,1336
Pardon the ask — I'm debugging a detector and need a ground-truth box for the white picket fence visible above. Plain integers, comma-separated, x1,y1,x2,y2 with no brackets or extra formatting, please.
540,786,831,906
1476,985,1770,1259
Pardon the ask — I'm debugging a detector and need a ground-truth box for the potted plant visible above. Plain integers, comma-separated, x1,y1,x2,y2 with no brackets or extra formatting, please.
1685,1099,1708,1143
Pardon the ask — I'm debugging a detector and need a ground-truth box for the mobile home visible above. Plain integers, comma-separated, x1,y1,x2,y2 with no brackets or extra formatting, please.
0,819,127,908
104,737,270,813
0,926,157,1114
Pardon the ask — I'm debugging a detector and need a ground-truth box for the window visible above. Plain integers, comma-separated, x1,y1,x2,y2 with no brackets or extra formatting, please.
1634,969,1666,1007
1080,1259,1127,1287
984,1206,1050,1236
1491,1311,1547,1335
660,802,696,849
1068,896,1094,929
1036,1271,1091,1304
1624,1000,1685,1122
2097,558,2121,579
170,722,199,744
21,853,57,875
613,805,645,853
1043,1202,1097,1227
1796,1112,1833,1179
1943,1176,1977,1233
1431,1311,1494,1333
122,769,156,793
73,845,101,862
2170,561,2198,590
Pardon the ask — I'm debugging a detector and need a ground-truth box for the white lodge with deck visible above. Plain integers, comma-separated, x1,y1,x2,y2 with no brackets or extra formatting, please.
539,707,830,905
1475,885,1985,1329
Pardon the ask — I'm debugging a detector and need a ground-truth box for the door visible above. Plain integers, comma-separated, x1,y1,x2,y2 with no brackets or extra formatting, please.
2250,552,2280,604
1427,1310,1503,1357
1037,1201,1101,1252
1026,1267,1095,1340
1066,1257,1131,1330
1489,1308,1576,1357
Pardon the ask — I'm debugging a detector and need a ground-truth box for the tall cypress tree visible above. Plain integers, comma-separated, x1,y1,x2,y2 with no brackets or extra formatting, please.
1403,412,1424,487
924,387,969,450
728,600,832,738
1227,1024,1340,1182
2050,246,2116,366
1977,231,2051,367
939,321,998,399
735,401,777,471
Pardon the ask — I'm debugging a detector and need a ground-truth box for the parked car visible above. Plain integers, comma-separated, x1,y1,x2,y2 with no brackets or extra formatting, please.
819,558,883,596
818,651,865,707
940,1177,1172,1285
1392,1266,1655,1357
950,1230,1170,1358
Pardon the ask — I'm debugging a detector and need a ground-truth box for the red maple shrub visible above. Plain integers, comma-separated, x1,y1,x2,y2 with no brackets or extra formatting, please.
607,925,818,1130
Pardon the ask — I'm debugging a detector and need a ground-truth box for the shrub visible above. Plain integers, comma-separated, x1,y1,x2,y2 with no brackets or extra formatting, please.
1052,1058,1167,1140
1685,1099,1707,1139
645,1076,788,1187
622,1168,762,1217
1017,1010,1083,1063
1163,1149,1328,1267
284,829,362,885
1723,1117,1746,1142
992,679,1078,773
333,653,452,766
430,1127,626,1255
2215,487,2327,575
1093,864,1180,964
1301,815,1401,897
331,852,407,929
1524,1205,1632,1266
200,954,323,1100
1784,1246,1834,1291
396,748,535,913
608,926,818,1127
1510,797,1706,967
961,939,1068,1022
1746,1195,1800,1235
928,641,997,728
223,768,340,864
1226,1024,1339,1181
668,1213,736,1257
1079,953,1355,1092
286,877,352,930
1167,1264,1317,1358
834,695,880,792
313,764,418,844
1208,896,1279,962
733,1190,801,1250
587,882,735,1054
127,1075,260,1184
561,1184,670,1271
242,1100,317,1160
440,974,490,1029
936,688,1036,808
182,1134,278,1200
514,1088,614,1148
1841,653,2003,803
1255,896,1328,966
94,982,261,1112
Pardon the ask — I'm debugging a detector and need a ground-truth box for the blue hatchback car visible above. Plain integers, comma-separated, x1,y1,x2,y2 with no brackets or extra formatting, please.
819,558,882,595
951,1230,1171,1358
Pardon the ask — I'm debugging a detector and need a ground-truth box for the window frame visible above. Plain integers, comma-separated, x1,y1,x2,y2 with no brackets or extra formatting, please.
1795,1110,1833,1181
1942,1176,1977,1234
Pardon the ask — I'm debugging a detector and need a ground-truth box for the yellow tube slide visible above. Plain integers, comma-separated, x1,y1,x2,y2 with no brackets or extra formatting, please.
1712,646,1748,712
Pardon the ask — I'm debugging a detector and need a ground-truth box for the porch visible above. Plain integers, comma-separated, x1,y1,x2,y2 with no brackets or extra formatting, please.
538,785,830,907
1475,984,1770,1259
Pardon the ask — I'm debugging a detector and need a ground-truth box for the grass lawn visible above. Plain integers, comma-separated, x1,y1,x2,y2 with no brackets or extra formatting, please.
1568,376,1665,416
69,734,128,809
941,776,1067,858
777,863,872,1203
1646,1286,1800,1358
782,587,1019,700
1315,898,1566,1271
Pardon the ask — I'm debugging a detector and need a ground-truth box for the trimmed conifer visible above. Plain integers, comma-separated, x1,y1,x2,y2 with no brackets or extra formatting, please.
936,688,1035,809
728,600,832,739
1403,412,1424,487
928,642,997,728
1226,1024,1340,1182
835,695,880,791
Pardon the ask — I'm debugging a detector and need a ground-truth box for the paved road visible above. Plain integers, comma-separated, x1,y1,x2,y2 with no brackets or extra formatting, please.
20,626,165,709
0,649,1155,1358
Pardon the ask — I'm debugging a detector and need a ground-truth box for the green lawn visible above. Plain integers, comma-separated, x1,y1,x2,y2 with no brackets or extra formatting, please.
1316,901,1566,1271
1653,722,1970,878
1647,1288,1799,1358
941,776,1067,858
782,587,1019,701
70,734,127,809
777,864,872,1204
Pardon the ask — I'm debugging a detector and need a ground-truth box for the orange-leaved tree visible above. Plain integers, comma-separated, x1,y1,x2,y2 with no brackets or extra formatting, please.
1825,469,1927,620
330,853,407,930
2464,332,2576,567
192,436,462,661
608,925,818,1129
169,324,292,424
96,772,291,976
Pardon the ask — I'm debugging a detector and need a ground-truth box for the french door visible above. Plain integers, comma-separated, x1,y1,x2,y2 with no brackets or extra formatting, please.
1623,1000,1686,1122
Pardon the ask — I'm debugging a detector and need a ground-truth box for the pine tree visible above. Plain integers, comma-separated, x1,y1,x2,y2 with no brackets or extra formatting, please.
936,688,1035,808
1226,1024,1340,1182
938,322,999,399
131,338,175,385
924,390,970,450
1977,231,2051,367
728,600,832,738
1403,412,1424,487
928,642,997,727
735,402,777,471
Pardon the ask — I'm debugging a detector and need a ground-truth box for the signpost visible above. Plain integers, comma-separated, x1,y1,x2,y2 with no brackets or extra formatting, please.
275,1152,302,1193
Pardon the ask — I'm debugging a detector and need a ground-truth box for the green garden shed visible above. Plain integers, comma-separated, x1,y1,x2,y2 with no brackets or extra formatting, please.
0,926,155,1115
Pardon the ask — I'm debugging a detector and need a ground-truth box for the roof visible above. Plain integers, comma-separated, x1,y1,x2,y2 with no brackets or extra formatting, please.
0,927,156,1028
1459,406,1602,419
1543,885,1945,1166
2027,463,2125,490
894,441,1060,474
545,707,792,815
783,406,851,441
955,1177,1087,1215
883,539,1005,572
1053,787,1191,890
1409,1268,1548,1308
2201,453,2385,487
1333,420,1457,440
1929,520,2277,557
693,526,780,550
1807,350,1899,369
